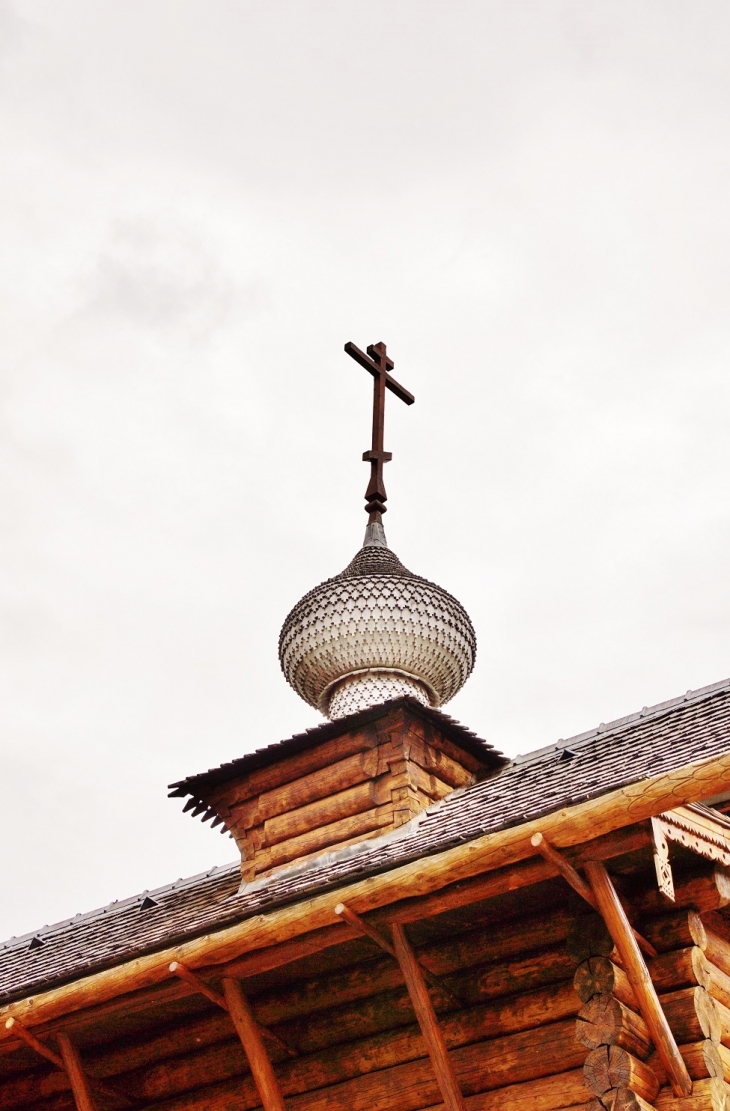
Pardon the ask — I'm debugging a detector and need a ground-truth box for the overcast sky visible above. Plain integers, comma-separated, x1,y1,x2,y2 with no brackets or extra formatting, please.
2,1,730,941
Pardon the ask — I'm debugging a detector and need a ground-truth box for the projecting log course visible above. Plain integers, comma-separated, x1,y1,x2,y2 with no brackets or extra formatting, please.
391,921,467,1111
567,914,615,964
57,1032,99,1111
706,964,730,1013
642,912,707,955
655,1077,730,1111
584,861,693,1098
222,978,285,1111
583,1046,660,1102
714,1000,730,1049
599,1090,658,1111
650,949,712,993
676,1042,724,1082
661,988,721,1045
719,1044,730,1083
2,750,728,1039
705,927,730,981
576,995,651,1056
640,866,730,917
574,958,638,1008
126,1047,593,1111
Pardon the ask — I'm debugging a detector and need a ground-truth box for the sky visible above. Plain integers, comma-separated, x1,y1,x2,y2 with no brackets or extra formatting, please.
2,1,730,941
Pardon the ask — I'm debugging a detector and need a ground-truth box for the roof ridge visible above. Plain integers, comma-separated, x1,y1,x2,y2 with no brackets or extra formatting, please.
0,861,240,951
512,675,730,768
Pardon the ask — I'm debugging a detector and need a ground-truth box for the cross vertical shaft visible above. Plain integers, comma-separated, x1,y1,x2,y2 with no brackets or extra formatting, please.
344,340,414,522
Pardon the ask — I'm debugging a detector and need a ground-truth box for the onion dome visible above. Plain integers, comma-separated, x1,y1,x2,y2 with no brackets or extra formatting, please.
279,521,476,719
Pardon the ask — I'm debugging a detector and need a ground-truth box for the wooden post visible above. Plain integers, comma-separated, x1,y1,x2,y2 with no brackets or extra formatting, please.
584,860,692,1098
56,1032,99,1111
532,833,656,957
222,977,287,1111
6,1018,131,1108
391,922,467,1111
172,961,296,1058
170,960,229,1010
335,902,461,1005
5,1016,64,1067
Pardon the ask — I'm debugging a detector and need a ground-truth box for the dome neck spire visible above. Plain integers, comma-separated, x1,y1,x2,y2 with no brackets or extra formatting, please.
363,518,388,548
344,340,415,522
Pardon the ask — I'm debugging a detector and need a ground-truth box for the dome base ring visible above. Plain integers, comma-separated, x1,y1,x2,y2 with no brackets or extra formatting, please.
317,666,440,715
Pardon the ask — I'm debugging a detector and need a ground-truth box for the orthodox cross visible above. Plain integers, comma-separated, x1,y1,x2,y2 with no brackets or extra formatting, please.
344,341,415,521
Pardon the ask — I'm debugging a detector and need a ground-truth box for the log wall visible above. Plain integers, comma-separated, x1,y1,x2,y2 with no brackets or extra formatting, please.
201,709,487,881
5,859,730,1111
0,898,595,1111
573,894,730,1111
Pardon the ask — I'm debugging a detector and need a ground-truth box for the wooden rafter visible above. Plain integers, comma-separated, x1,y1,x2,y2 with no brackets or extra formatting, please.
4,1017,128,1111
57,1033,99,1111
169,961,297,1058
530,832,656,957
334,902,462,1004
222,977,286,1111
391,922,466,1111
584,859,692,1098
4,737,729,1042
5,1015,64,1067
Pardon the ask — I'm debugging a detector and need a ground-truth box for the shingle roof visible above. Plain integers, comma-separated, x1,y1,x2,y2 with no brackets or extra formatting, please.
3,676,730,1006
168,698,505,815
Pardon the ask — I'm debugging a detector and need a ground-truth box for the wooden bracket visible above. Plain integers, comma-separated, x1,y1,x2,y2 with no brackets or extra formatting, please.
651,817,675,902
5,1016,64,1068
5,1017,131,1110
391,922,467,1111
531,833,657,958
650,804,730,902
169,960,229,1010
584,859,692,1098
334,902,462,1005
222,977,287,1111
169,961,297,1058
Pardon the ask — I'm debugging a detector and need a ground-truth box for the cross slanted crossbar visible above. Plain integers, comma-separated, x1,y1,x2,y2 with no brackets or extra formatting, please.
344,341,414,521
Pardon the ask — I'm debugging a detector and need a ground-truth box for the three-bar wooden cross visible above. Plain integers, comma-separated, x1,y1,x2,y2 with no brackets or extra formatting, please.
344,341,414,522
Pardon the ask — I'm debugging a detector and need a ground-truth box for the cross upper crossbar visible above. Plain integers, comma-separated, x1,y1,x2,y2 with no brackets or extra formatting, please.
344,341,414,521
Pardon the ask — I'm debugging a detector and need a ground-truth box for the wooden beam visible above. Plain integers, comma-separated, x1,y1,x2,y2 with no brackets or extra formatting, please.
5,1016,63,1067
334,901,398,955
170,960,228,1010
391,921,467,1111
584,860,693,1098
170,961,297,1059
531,833,657,958
56,1032,99,1111
334,902,462,1005
222,977,286,1111
2,745,729,1038
531,832,597,906
5,1017,132,1109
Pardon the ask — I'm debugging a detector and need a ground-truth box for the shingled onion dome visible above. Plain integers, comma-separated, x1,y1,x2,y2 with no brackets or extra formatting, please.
279,521,476,720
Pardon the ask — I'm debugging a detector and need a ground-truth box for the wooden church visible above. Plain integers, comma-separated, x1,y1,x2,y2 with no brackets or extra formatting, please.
2,341,730,1111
